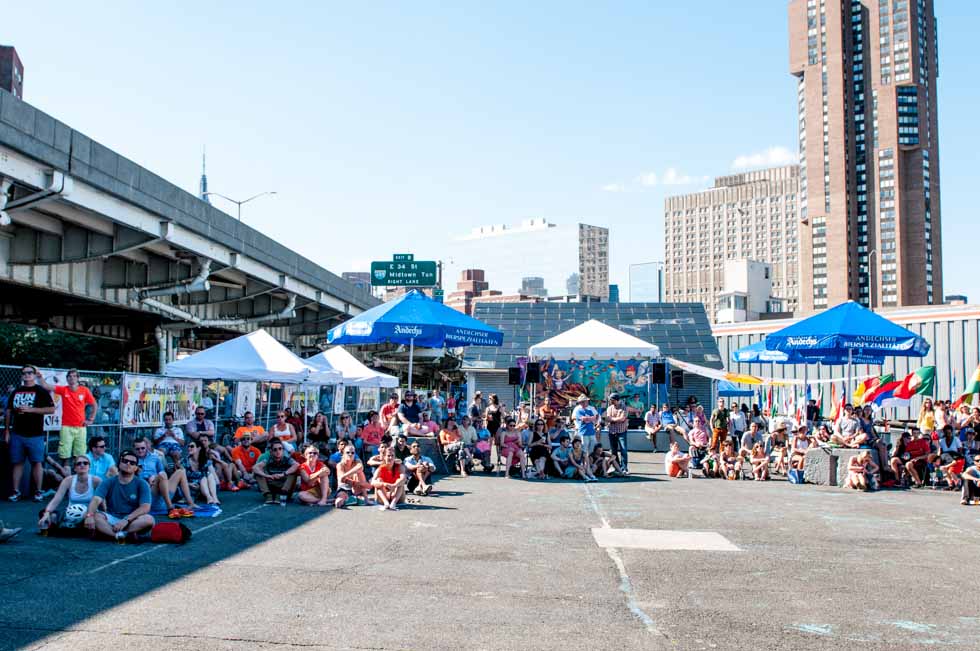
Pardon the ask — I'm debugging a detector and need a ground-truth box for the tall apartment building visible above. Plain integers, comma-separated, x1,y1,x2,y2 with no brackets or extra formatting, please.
664,165,801,322
0,46,24,99
443,219,609,300
789,0,942,310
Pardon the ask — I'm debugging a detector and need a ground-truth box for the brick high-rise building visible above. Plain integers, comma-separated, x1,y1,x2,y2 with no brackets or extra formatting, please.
789,0,942,311
664,165,801,322
0,46,24,99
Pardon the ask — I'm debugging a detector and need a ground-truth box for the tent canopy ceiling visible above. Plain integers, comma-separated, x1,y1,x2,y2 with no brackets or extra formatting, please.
164,329,341,384
306,347,398,388
529,319,661,360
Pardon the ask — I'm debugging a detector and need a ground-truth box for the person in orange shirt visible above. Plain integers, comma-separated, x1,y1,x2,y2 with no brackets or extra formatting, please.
334,445,372,508
296,445,330,506
371,449,406,511
38,369,96,471
379,393,400,433
234,411,268,446
231,433,261,486
439,417,471,476
361,410,385,457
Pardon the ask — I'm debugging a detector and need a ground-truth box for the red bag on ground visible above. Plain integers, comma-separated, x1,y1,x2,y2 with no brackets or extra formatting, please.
150,522,192,544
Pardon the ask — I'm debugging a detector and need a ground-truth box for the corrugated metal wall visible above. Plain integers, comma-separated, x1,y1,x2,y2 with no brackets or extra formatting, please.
715,311,980,420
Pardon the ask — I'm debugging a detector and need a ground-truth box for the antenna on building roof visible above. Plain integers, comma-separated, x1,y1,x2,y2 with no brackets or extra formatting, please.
199,146,210,203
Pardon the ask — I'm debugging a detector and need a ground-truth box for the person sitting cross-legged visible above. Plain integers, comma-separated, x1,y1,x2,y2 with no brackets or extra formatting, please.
550,434,574,478
231,433,261,487
404,441,437,496
590,442,622,478
439,417,471,476
296,445,330,507
720,440,742,480
335,445,372,507
371,448,406,511
253,437,299,505
84,449,155,541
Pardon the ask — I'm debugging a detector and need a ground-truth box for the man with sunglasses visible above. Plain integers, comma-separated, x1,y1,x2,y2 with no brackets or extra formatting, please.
404,441,436,496
85,449,154,541
86,436,117,480
253,437,298,505
5,365,56,502
133,437,195,518
397,391,427,436
234,411,269,447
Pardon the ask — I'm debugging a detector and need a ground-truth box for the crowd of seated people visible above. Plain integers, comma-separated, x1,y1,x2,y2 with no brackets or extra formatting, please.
14,384,980,544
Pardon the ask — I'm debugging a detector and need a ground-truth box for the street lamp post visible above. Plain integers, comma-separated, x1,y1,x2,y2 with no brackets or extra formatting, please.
203,191,277,221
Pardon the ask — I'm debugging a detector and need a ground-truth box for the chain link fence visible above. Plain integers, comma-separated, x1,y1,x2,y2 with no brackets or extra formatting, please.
0,365,389,461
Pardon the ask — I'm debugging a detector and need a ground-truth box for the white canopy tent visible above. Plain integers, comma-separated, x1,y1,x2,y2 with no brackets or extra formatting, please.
164,329,341,384
528,319,661,360
306,347,398,388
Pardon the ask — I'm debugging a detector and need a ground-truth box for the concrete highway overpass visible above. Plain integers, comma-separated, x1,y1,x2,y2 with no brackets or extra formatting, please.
0,88,378,370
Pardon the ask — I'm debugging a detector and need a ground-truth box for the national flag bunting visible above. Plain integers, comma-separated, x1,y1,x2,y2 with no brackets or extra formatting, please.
853,373,894,406
953,364,980,408
869,366,936,407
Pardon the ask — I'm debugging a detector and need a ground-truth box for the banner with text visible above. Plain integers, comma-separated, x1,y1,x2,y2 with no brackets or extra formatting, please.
121,374,202,428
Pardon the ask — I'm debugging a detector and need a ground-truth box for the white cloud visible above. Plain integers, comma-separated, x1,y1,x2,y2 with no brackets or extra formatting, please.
601,182,627,193
661,167,694,185
636,172,658,187
732,146,797,170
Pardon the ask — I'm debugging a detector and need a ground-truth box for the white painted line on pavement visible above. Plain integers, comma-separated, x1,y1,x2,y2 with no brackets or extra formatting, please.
592,528,741,552
584,484,661,636
85,504,266,575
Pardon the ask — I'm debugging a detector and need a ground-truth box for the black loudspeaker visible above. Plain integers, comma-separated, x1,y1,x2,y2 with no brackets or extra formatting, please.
670,369,684,389
525,362,541,383
651,362,666,384
508,367,522,385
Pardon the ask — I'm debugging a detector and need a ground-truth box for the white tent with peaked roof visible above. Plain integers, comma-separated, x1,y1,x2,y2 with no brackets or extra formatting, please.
529,319,661,360
306,346,398,388
164,329,341,384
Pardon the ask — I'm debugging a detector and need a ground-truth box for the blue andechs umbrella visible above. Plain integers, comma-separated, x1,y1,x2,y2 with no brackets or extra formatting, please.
732,340,885,366
326,289,504,389
762,300,929,394
763,301,929,358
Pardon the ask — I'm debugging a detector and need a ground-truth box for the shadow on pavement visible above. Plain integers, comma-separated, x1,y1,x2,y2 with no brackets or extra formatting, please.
0,489,380,650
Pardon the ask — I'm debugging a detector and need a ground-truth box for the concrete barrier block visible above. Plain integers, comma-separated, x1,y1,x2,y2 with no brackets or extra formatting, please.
803,448,837,486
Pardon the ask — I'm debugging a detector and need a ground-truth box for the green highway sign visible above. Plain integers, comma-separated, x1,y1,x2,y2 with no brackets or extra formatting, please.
392,253,414,262
371,258,437,286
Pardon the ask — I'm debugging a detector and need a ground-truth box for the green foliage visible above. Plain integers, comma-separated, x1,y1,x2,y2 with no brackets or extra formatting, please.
0,321,127,370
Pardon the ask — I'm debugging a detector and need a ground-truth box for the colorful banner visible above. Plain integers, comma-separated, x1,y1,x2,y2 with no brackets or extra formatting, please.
667,357,874,387
536,357,656,416
121,374,202,428
282,384,320,414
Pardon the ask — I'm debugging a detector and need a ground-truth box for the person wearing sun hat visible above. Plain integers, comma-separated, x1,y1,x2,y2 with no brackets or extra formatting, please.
572,394,600,454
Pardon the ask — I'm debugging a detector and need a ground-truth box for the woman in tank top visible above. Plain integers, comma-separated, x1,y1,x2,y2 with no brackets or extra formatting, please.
38,455,101,530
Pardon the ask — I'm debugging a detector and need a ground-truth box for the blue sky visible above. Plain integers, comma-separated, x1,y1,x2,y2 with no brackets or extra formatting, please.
4,1,978,301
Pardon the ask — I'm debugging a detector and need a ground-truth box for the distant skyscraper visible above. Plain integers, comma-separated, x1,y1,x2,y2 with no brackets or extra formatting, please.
199,147,210,204
664,165,801,321
607,284,620,303
789,0,942,310
443,219,609,300
0,45,24,99
521,277,547,297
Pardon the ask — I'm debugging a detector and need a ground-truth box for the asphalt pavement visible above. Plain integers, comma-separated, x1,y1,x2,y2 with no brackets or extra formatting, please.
0,452,978,651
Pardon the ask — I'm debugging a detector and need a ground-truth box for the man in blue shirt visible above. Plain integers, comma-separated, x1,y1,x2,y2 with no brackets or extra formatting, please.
404,441,436,496
427,389,445,426
86,435,117,480
133,437,193,516
572,394,600,453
